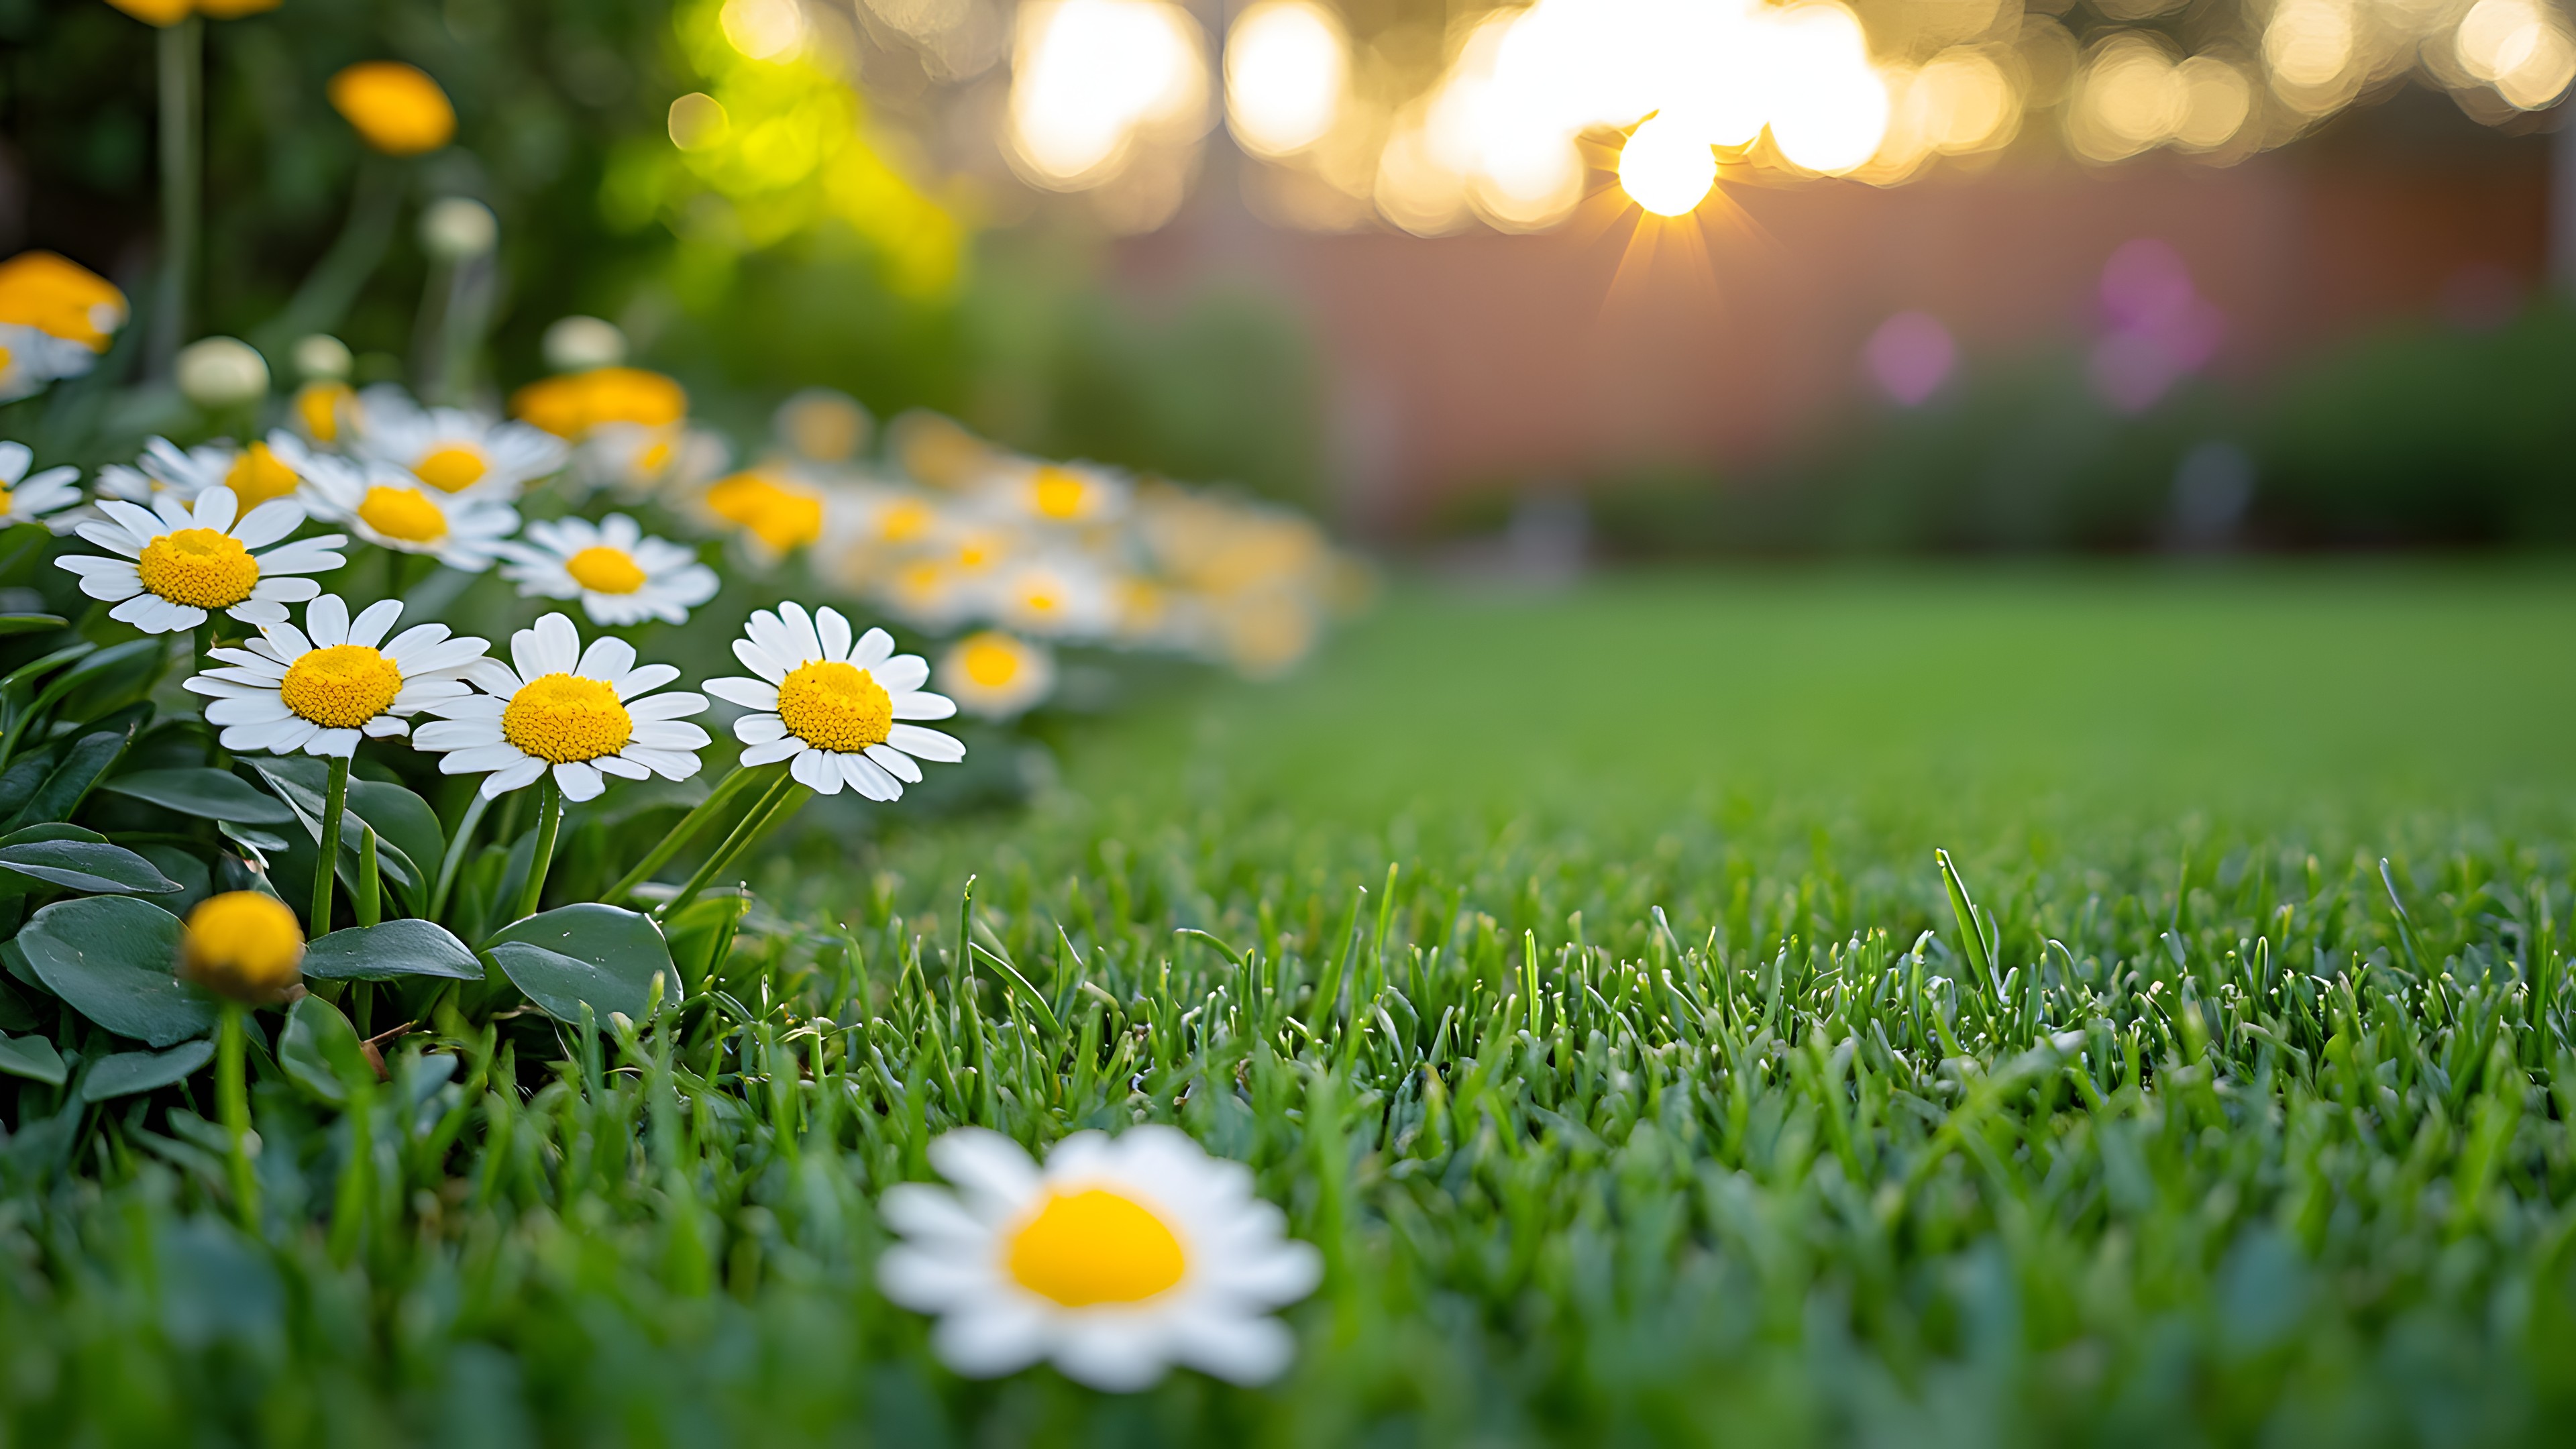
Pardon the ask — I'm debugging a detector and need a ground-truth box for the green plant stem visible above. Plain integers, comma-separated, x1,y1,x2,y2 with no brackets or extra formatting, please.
354,826,382,928
514,776,564,921
152,17,201,376
604,763,769,902
427,790,490,923
660,775,806,920
254,158,402,356
217,1001,257,1230
311,755,350,934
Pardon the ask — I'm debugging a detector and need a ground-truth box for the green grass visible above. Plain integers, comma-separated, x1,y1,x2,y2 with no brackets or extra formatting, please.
17,564,2576,1447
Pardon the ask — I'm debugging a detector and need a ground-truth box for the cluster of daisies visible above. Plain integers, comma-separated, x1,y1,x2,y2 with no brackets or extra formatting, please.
65,478,959,804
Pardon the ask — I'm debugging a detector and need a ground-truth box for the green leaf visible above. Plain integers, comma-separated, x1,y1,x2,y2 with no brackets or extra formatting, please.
80,1039,215,1102
0,1034,65,1086
17,895,215,1047
0,828,182,898
485,902,673,1024
0,744,60,822
345,780,443,895
41,638,164,724
0,614,66,637
278,994,366,1107
300,919,483,981
101,768,298,826
131,844,211,918
0,975,38,1032
3,724,136,832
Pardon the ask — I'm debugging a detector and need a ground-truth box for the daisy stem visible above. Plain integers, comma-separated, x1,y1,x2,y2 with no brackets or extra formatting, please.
604,763,768,904
427,790,490,924
311,755,350,935
217,1000,258,1230
513,776,564,922
151,15,201,376
659,775,805,920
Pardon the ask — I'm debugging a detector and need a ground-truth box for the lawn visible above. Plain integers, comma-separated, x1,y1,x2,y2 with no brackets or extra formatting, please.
17,564,2576,1446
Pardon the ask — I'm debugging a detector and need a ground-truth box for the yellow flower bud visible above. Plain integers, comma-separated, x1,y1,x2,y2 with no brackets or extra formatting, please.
179,891,305,1005
0,251,128,352
100,0,192,25
329,62,456,156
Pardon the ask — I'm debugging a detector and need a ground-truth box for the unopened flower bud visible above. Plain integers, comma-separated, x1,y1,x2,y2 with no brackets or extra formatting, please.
543,315,627,372
292,333,354,382
179,890,306,1005
175,336,270,409
419,197,497,262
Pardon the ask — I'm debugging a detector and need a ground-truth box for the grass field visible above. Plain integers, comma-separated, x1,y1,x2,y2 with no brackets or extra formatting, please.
17,564,2576,1446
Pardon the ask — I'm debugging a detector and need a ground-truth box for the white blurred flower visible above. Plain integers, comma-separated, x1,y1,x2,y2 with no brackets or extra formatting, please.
97,433,314,511
0,321,99,402
0,442,83,531
498,513,719,626
543,315,627,371
347,384,566,498
937,631,1055,719
302,455,521,572
877,1126,1322,1391
419,197,498,261
292,334,354,382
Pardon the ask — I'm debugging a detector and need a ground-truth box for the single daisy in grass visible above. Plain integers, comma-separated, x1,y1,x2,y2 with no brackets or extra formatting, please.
936,631,1054,720
97,433,309,510
877,1126,1322,1391
995,556,1115,640
182,594,490,758
703,602,962,800
303,456,521,572
0,441,83,531
413,612,709,802
56,487,345,634
498,513,718,626
349,386,567,498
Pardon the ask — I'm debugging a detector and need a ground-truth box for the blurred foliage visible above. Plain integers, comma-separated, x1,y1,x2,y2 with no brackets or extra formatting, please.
1571,303,2576,557
0,0,1326,504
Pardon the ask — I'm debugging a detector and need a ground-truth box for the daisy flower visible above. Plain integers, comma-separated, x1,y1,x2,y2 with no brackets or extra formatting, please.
0,321,99,402
936,631,1055,720
877,1126,1322,1391
304,456,521,572
57,487,345,634
413,612,708,802
703,602,963,800
98,433,311,509
182,594,490,759
498,513,719,627
994,555,1115,640
992,459,1128,526
0,441,83,532
697,468,826,559
349,384,566,498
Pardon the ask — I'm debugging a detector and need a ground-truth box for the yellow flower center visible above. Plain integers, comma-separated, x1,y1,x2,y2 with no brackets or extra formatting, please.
278,645,404,729
961,635,1024,688
956,533,1002,572
358,484,449,543
564,545,647,594
413,444,488,492
1031,466,1089,520
0,486,14,516
775,660,892,753
223,441,303,509
879,498,934,543
1018,580,1065,616
136,527,259,608
636,437,674,475
180,890,305,1004
706,472,824,551
295,381,352,442
501,672,633,764
329,61,457,156
1004,1187,1187,1307
0,344,12,376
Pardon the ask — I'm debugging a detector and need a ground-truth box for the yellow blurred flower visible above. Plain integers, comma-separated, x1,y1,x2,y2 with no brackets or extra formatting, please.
329,62,456,156
0,251,129,352
98,0,274,24
704,470,824,554
178,891,305,1005
511,367,688,439
291,380,356,443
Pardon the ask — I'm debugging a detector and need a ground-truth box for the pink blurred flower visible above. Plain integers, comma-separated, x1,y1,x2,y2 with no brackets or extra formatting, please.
1864,311,1957,407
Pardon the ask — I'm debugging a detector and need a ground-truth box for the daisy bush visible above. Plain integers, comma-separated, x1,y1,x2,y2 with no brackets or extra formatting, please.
0,190,1356,1403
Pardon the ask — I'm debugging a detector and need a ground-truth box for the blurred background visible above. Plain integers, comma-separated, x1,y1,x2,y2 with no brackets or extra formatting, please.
5,0,2571,556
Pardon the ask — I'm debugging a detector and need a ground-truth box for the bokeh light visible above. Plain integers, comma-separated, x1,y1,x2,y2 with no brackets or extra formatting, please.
1008,0,1208,189
2456,0,2576,108
1617,115,1716,217
1226,1,1348,158
719,0,806,61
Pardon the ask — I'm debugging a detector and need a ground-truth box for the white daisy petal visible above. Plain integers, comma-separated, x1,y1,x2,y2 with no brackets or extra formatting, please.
865,744,922,784
553,761,607,801
849,627,895,669
705,677,779,712
790,747,842,794
735,714,788,745
892,692,959,722
739,737,804,767
886,724,965,763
